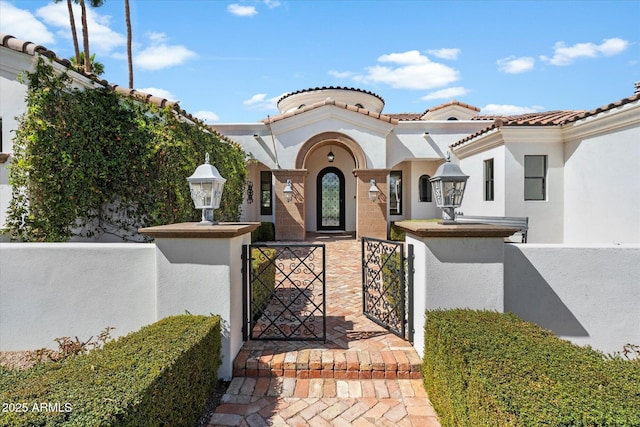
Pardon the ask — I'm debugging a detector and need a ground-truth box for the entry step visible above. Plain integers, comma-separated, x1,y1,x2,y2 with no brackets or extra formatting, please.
232,349,423,380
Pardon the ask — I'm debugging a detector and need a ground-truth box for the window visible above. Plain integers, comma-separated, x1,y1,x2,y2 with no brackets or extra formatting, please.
484,159,494,201
260,171,272,215
418,175,432,202
390,171,402,215
524,155,547,201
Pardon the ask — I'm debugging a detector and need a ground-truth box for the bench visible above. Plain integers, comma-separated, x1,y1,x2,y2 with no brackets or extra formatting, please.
454,214,529,243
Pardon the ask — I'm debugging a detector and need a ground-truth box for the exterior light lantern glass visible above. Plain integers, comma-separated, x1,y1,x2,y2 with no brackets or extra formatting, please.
429,154,469,224
327,146,335,163
368,179,379,202
187,152,227,225
283,179,294,203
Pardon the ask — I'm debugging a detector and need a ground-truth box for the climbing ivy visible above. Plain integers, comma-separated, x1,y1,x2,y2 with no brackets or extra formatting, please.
6,58,246,242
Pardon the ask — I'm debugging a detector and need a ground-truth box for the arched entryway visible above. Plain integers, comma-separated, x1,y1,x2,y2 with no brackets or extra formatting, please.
316,167,345,231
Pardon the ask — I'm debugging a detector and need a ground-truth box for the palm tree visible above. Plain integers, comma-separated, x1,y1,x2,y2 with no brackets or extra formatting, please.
70,52,105,75
124,0,133,88
54,0,81,65
79,0,105,73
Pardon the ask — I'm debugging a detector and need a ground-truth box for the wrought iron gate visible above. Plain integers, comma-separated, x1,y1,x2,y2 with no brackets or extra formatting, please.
362,237,414,343
242,243,326,341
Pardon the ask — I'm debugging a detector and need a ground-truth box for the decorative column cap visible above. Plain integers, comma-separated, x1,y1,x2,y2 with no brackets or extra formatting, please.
394,220,519,238
139,222,260,239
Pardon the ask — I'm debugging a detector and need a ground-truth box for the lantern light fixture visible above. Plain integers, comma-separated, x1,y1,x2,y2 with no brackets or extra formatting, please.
327,146,335,163
368,179,380,202
187,153,227,225
283,179,294,203
429,153,468,224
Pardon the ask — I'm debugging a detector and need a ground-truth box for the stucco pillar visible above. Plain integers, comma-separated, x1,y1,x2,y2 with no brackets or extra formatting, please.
354,169,389,240
394,221,518,358
272,169,307,241
139,222,259,380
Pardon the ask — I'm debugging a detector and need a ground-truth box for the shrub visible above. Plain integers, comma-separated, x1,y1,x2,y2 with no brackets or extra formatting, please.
251,222,275,242
251,247,277,321
423,309,640,427
0,315,222,427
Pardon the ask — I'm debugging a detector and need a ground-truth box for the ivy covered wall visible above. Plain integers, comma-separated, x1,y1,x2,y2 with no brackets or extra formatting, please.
5,58,246,242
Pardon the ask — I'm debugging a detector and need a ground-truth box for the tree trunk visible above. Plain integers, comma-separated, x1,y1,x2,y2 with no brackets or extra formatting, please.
66,0,81,65
125,0,133,88
80,0,91,73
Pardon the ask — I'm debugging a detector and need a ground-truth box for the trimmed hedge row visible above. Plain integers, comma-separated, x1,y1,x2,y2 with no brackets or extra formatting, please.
251,247,277,321
251,222,275,242
0,315,222,427
423,309,640,427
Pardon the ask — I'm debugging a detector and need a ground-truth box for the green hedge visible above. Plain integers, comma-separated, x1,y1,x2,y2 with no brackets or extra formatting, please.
251,247,277,321
0,315,222,427
251,222,275,242
423,309,640,427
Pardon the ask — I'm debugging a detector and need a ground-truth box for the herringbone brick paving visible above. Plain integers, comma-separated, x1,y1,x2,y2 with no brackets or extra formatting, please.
209,233,441,426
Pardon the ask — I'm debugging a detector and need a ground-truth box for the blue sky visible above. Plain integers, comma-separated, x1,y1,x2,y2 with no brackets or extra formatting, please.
2,0,639,123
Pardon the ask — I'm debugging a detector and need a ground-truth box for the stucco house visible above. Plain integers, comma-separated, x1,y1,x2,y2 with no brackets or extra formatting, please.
216,85,640,244
1,34,639,244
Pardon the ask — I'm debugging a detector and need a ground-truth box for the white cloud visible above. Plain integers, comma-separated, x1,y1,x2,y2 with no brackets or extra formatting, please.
35,2,125,54
352,50,460,90
481,104,545,115
497,56,535,74
243,93,283,111
0,1,55,45
421,87,469,100
136,87,178,102
134,33,196,70
264,0,281,8
427,48,460,60
194,111,220,123
540,37,629,66
329,70,355,79
228,4,258,16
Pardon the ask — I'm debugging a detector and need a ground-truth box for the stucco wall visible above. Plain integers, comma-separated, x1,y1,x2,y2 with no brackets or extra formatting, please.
504,243,640,355
563,118,640,244
459,145,506,217
0,243,157,350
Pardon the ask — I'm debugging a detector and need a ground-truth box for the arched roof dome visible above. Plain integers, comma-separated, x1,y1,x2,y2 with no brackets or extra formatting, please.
277,86,385,114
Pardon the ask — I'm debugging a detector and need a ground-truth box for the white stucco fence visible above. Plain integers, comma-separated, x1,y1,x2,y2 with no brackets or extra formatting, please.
0,224,253,380
504,243,640,355
0,243,157,351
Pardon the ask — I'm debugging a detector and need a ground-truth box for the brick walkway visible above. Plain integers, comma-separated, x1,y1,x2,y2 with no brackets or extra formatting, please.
208,233,441,427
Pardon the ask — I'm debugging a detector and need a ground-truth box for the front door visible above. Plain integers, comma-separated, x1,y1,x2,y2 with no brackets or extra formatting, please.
317,167,345,231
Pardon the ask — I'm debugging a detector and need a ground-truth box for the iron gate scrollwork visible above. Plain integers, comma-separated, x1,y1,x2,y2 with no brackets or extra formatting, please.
243,243,326,341
362,237,414,343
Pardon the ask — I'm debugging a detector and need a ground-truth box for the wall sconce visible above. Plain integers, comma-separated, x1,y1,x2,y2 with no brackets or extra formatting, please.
246,180,253,204
327,146,335,163
368,179,380,202
283,179,294,203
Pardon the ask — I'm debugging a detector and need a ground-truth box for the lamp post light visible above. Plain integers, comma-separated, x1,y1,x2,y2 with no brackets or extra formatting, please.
429,154,468,224
187,153,226,225
283,179,294,203
368,179,380,202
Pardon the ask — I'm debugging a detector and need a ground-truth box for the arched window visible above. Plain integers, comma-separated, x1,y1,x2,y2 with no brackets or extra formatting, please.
419,175,432,202
355,103,364,109
447,117,458,121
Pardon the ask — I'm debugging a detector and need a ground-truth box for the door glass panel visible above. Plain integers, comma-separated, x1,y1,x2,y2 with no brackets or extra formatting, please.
321,172,340,227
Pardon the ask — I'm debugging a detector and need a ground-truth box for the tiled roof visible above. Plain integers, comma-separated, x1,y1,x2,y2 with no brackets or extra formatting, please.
387,100,481,121
264,96,399,125
451,92,640,148
429,99,481,113
2,34,178,109
277,86,385,105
